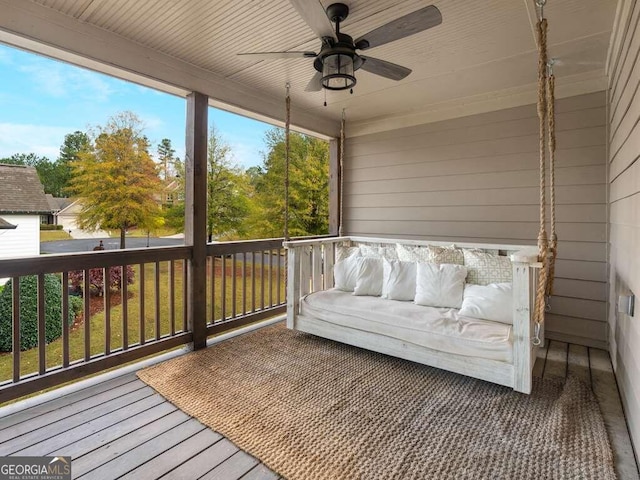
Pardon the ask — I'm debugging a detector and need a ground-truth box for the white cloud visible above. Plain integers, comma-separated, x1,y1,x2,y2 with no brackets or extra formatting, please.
19,59,116,102
0,123,72,160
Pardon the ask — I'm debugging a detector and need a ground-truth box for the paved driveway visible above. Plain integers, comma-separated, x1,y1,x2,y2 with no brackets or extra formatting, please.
41,237,184,254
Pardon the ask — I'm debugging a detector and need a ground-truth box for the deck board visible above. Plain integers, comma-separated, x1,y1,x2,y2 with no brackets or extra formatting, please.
0,373,138,430
119,427,222,479
162,438,240,480
0,343,636,480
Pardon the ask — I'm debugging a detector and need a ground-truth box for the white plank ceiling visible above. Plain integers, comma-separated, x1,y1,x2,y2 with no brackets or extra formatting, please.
24,0,618,134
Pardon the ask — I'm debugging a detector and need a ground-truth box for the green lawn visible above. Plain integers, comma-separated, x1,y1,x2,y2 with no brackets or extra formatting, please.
40,230,73,242
0,256,285,384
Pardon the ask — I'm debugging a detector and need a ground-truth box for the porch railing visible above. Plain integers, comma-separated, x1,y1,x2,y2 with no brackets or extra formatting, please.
0,238,298,403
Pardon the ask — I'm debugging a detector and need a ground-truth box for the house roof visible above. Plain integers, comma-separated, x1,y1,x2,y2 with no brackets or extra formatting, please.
46,194,73,212
0,164,52,214
0,217,17,229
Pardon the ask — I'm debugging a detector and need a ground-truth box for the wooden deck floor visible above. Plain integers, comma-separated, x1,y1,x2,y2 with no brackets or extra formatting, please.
0,340,638,479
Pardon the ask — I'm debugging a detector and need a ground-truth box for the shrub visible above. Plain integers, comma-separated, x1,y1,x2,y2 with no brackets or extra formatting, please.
69,266,135,297
40,224,64,231
0,274,76,352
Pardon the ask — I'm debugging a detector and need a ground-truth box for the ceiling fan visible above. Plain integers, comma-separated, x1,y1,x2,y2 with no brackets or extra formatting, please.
238,1,442,94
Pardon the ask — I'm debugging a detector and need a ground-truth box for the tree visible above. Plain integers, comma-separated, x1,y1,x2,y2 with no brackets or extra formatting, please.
205,126,252,242
250,129,329,238
69,111,164,249
58,131,91,195
157,138,177,182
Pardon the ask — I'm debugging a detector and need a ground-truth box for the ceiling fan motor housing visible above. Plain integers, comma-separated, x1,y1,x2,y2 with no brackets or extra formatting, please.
313,33,364,73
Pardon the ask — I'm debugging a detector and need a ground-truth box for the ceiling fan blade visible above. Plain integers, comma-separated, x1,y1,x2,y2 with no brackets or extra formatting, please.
237,51,316,60
355,5,442,50
289,0,337,41
360,56,412,81
305,72,323,92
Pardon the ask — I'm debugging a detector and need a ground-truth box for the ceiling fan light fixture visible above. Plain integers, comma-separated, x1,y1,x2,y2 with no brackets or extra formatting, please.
321,52,356,91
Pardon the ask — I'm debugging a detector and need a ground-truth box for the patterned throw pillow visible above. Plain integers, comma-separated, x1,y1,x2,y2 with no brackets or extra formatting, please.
428,245,464,265
463,249,512,285
396,244,431,263
360,244,399,261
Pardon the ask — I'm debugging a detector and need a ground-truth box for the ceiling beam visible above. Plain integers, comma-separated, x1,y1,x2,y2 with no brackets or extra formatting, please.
0,0,339,139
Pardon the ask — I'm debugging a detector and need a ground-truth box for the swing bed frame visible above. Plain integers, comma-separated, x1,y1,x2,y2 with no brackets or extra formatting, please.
284,236,543,394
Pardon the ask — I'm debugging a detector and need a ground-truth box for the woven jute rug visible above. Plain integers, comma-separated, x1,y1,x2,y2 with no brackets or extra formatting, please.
138,323,616,480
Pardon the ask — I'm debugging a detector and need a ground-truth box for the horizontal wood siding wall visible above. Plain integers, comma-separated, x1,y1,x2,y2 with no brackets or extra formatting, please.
344,91,607,348
607,0,640,457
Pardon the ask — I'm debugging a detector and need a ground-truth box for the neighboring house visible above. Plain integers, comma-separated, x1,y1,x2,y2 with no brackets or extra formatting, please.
44,194,73,225
55,199,82,232
0,164,51,260
155,179,182,207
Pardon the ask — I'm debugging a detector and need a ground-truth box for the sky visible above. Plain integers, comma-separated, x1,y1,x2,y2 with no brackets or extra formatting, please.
0,43,275,168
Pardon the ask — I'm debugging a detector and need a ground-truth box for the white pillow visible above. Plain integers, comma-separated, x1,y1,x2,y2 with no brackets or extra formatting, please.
382,259,416,301
459,283,513,324
414,263,467,308
336,246,360,262
334,256,359,292
353,257,384,296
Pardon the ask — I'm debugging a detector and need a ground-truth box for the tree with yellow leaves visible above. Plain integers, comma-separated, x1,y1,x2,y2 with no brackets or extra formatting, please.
70,112,164,249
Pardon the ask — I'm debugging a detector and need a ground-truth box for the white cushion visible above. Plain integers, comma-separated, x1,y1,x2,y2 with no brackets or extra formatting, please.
414,263,467,308
382,259,416,301
415,263,467,308
463,249,512,285
353,257,384,296
459,283,513,324
334,256,359,292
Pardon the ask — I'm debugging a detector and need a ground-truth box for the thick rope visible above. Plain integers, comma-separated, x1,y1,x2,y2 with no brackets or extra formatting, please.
533,17,549,337
338,109,345,237
284,84,291,242
546,72,558,296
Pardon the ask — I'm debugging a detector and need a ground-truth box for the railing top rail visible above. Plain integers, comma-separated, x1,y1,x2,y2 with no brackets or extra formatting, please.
209,235,335,255
0,245,192,278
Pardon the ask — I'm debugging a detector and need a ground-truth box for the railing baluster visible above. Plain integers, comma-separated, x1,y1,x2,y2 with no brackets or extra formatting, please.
139,263,145,345
268,249,273,308
260,251,265,310
277,248,282,305
231,254,237,318
12,277,20,383
62,272,69,368
38,274,46,374
83,270,90,363
183,259,188,332
242,252,247,315
105,269,111,355
210,256,215,323
251,251,256,312
169,260,176,336
155,261,161,340
312,244,322,292
221,255,227,321
122,264,128,350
